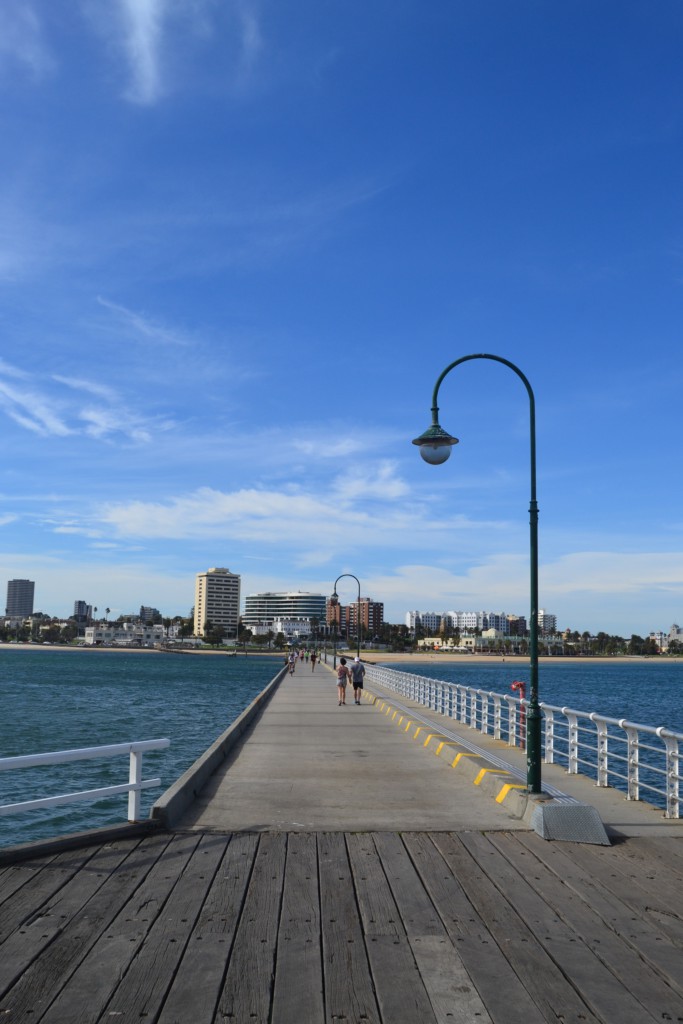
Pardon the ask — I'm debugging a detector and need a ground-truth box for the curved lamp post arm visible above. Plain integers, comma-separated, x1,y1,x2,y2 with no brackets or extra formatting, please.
413,352,541,794
333,573,362,662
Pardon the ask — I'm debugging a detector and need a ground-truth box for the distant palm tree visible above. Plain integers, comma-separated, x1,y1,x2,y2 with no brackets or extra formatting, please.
105,608,110,621
93,606,98,622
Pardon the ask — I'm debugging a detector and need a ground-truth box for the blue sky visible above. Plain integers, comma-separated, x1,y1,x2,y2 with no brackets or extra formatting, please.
1,1,682,636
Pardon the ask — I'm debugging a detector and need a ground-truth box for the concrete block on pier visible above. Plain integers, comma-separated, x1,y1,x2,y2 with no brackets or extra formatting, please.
528,798,611,845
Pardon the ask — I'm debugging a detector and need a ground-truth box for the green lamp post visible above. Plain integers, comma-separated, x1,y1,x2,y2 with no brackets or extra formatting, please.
412,353,542,794
332,573,362,668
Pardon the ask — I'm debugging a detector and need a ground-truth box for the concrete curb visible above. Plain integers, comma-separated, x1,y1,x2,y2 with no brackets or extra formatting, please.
365,689,532,820
0,819,162,866
151,665,288,829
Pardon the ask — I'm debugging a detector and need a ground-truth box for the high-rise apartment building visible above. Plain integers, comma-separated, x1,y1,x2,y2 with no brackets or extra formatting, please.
194,568,240,639
6,579,35,617
346,597,384,636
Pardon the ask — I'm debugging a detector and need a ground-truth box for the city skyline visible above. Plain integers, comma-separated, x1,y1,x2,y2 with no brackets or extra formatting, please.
1,4,682,636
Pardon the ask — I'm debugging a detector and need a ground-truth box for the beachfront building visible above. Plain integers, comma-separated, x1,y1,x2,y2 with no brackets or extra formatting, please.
84,623,166,646
538,609,557,636
194,568,241,639
243,591,326,629
252,618,315,640
6,579,35,618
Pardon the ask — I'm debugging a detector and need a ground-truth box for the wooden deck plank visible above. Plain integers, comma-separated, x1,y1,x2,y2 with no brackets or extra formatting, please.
156,832,259,1024
101,833,229,1022
431,832,601,1024
0,834,171,1019
0,839,140,1003
271,832,325,1024
514,833,683,997
39,832,202,1024
371,832,493,1024
0,853,57,909
217,832,287,1024
460,831,662,1024
403,832,547,1024
0,846,97,946
488,832,683,1022
345,832,438,1024
318,831,381,1024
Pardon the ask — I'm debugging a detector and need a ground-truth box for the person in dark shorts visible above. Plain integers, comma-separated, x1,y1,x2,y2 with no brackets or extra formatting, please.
350,656,365,704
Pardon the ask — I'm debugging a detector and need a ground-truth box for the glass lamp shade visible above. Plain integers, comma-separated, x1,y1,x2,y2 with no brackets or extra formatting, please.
418,443,452,465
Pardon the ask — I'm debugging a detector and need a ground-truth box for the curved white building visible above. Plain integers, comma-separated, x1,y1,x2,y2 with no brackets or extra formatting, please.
243,591,326,627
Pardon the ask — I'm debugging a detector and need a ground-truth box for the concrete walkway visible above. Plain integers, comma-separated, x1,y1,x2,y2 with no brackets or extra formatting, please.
176,662,530,832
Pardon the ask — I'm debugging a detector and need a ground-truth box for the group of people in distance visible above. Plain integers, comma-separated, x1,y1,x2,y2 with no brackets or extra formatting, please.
336,656,365,705
286,648,318,674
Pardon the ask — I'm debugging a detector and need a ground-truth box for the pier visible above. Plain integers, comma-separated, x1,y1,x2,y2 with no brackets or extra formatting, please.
1,662,682,1023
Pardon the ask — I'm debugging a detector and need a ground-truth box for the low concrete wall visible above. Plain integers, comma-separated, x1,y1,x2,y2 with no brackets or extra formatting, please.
151,664,288,829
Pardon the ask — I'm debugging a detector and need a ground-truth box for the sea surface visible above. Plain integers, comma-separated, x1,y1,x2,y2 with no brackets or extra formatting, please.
1,650,282,850
381,659,683,732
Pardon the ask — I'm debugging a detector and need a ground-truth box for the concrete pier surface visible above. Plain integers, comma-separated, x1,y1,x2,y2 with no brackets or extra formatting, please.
170,662,681,837
174,662,530,832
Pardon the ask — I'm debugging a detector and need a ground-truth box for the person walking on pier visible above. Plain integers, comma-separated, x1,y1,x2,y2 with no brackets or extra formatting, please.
350,656,365,704
288,652,296,675
337,657,350,705
310,651,317,671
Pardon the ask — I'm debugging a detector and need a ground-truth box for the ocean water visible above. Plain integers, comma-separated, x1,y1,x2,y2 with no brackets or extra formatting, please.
380,659,683,732
0,650,282,850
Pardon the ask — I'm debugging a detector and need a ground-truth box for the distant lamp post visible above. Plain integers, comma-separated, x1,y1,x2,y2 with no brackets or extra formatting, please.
412,353,542,794
332,573,362,667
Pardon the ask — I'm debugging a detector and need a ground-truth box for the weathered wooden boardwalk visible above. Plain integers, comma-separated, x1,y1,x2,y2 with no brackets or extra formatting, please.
2,827,683,1023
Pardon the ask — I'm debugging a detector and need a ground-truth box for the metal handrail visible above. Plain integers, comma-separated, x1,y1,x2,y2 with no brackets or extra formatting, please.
0,738,171,822
366,666,682,818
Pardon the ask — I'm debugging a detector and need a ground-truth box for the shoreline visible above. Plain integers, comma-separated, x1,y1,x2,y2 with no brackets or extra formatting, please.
1,643,679,666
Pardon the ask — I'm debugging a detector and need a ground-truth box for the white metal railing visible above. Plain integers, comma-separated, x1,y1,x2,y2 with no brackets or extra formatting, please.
0,739,170,823
366,665,682,818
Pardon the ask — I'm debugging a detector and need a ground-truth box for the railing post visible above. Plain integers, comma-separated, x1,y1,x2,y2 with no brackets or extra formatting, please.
480,691,489,735
657,728,679,819
128,749,143,821
593,715,609,787
493,694,502,740
544,708,555,764
506,696,517,747
622,722,639,801
565,711,579,774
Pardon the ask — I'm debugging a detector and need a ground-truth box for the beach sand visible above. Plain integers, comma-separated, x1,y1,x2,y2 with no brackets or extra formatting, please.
1,643,672,666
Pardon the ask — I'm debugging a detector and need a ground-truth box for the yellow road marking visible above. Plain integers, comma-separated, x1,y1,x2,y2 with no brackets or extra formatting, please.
404,721,413,732
496,784,527,803
435,741,461,756
474,768,511,786
423,733,446,747
413,727,423,740
451,752,479,767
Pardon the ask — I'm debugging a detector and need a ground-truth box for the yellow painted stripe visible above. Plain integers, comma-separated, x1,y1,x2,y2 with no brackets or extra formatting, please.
392,710,399,720
435,741,460,756
450,752,479,767
404,721,413,732
474,768,511,786
413,727,422,740
423,734,446,747
496,784,527,803
385,706,392,715
397,716,404,726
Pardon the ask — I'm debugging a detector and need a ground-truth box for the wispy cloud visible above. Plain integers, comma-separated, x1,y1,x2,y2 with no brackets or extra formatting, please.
83,0,263,105
0,365,162,443
0,5,54,81
96,297,192,347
